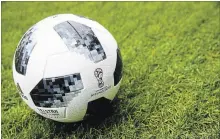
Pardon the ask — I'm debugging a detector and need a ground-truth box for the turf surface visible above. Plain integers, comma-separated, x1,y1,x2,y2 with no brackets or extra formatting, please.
1,2,220,139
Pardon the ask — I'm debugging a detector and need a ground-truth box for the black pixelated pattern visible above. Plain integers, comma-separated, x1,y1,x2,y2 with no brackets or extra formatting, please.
114,49,123,86
15,26,37,75
54,21,106,63
30,73,84,108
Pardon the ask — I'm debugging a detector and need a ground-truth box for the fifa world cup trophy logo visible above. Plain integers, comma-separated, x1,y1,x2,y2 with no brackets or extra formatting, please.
94,68,104,88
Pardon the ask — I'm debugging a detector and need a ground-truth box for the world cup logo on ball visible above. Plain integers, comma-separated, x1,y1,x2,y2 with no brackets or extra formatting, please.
94,68,104,88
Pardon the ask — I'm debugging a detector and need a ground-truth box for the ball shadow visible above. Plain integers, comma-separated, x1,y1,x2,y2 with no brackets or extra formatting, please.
37,88,127,137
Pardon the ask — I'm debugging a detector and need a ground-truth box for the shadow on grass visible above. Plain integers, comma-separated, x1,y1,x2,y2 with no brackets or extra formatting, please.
35,85,132,137
53,98,123,136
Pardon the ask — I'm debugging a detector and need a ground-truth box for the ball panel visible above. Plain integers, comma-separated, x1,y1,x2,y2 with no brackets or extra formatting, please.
103,79,122,101
30,73,84,108
87,74,114,102
92,27,118,57
85,97,112,117
43,51,92,78
114,49,123,86
54,20,107,63
15,25,37,75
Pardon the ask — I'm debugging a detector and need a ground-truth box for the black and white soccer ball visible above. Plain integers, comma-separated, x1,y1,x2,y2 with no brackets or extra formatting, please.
12,14,123,122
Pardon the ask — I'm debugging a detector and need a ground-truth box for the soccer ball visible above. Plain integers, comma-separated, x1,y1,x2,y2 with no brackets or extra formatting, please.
12,14,123,122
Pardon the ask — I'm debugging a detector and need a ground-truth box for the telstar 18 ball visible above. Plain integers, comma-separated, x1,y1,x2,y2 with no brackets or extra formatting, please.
12,14,123,122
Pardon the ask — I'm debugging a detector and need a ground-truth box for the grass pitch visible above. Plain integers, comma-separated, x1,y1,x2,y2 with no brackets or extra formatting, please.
1,2,220,139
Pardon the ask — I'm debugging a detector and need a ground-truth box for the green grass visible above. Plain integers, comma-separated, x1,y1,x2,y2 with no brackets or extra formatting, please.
1,2,220,139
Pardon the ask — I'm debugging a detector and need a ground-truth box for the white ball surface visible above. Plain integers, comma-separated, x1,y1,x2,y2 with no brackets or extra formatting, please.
12,14,123,122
